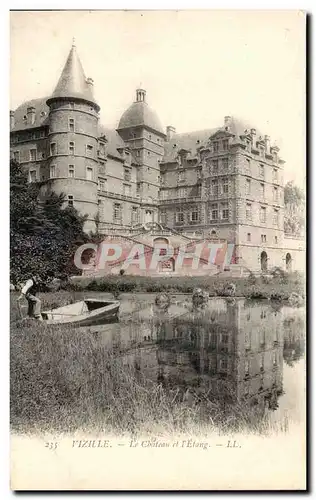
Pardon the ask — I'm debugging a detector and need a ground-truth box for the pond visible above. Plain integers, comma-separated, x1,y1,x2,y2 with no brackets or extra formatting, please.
83,294,306,431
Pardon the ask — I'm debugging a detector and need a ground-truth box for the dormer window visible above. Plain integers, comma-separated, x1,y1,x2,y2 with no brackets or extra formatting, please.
23,115,27,121
213,141,219,153
173,144,177,148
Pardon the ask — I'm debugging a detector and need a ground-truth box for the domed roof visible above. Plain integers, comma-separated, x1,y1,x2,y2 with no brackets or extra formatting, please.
118,89,165,135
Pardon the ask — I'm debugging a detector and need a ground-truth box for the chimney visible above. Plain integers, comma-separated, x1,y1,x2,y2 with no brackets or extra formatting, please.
250,128,256,147
136,88,146,103
166,125,176,141
10,110,15,130
27,106,36,126
224,116,232,129
264,135,270,153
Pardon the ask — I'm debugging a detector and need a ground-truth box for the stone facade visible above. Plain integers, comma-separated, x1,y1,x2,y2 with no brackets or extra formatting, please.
10,43,305,273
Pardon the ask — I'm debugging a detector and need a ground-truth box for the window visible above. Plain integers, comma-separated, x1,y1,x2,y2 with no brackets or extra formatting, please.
123,184,131,196
260,183,265,199
211,203,218,220
213,141,219,152
212,159,218,174
68,165,75,178
99,143,106,157
50,143,57,156
246,203,252,221
222,157,229,170
50,165,56,178
13,151,20,162
68,195,74,207
132,206,139,224
212,179,219,197
113,203,122,222
124,168,131,181
244,382,250,396
69,118,75,132
245,158,250,173
260,355,264,371
222,139,229,151
86,166,93,181
273,168,278,182
273,209,279,227
220,333,229,345
178,187,186,198
178,170,185,183
259,146,265,157
99,161,106,173
245,359,250,376
175,212,184,224
191,210,199,223
247,233,251,242
273,352,277,366
261,234,267,243
29,149,36,161
98,200,104,219
260,206,267,223
29,170,36,182
159,210,167,225
98,179,105,191
40,130,45,138
69,141,75,155
221,202,229,220
221,177,228,194
160,190,167,200
219,358,228,372
273,187,278,202
70,102,75,110
246,179,251,196
136,183,141,195
259,164,264,177
274,235,278,244
86,144,93,157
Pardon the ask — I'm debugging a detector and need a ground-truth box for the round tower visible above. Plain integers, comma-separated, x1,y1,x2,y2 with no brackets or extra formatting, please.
46,40,100,233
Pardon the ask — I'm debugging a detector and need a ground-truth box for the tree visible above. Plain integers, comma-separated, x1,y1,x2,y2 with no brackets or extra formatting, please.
284,181,305,236
10,160,89,284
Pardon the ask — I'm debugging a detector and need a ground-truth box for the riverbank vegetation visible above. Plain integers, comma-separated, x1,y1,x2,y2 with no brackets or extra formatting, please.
64,272,304,302
11,293,300,437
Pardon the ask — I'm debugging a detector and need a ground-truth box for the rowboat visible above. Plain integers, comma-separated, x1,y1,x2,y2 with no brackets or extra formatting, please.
41,299,120,326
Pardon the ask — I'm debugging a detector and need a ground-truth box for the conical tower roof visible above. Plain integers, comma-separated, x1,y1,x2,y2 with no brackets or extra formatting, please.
47,41,99,110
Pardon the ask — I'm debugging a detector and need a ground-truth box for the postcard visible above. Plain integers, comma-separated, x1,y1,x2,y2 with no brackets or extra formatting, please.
10,9,306,491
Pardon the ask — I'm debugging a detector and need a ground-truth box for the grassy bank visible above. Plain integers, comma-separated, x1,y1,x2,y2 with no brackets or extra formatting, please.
65,272,305,301
10,293,289,437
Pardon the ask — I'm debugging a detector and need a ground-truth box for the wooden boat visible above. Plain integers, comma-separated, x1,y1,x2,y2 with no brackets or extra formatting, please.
41,298,120,326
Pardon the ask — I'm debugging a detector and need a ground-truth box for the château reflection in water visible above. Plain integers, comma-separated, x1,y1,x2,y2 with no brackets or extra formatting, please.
99,297,305,416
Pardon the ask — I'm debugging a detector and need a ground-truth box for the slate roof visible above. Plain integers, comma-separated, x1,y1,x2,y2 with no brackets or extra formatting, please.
98,125,127,160
11,97,50,132
162,128,218,163
118,100,165,136
48,43,99,110
162,117,266,163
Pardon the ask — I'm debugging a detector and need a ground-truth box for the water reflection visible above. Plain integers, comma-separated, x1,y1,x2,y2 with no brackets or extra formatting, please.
92,297,305,419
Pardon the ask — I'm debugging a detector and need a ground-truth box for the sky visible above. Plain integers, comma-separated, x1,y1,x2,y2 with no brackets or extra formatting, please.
10,10,306,186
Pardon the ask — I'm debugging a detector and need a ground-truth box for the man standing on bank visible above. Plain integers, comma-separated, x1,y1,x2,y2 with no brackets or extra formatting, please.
18,275,43,321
